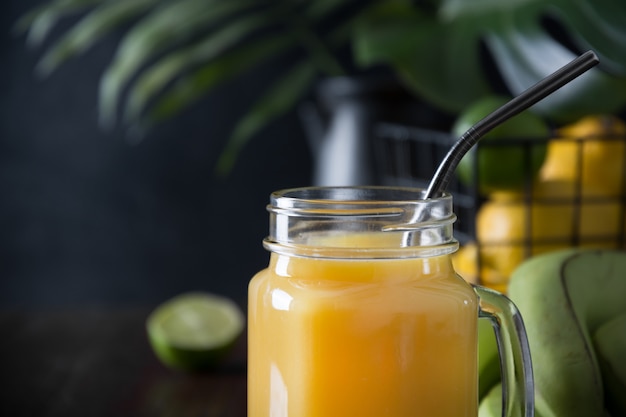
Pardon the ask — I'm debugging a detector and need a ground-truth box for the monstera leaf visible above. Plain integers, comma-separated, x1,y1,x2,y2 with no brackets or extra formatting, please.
356,0,626,123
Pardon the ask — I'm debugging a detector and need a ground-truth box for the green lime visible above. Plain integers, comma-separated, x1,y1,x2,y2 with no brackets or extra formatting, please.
453,96,550,194
146,292,245,372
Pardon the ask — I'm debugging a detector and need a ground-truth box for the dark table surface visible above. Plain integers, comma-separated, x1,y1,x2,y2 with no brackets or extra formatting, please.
0,308,247,417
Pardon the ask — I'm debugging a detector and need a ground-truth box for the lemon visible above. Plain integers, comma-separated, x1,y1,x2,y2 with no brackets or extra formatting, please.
539,115,626,197
146,292,245,372
451,242,507,291
453,96,550,194
476,180,624,280
451,243,480,285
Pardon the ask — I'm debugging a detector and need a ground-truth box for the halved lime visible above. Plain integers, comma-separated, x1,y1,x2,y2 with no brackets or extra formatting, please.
146,292,245,371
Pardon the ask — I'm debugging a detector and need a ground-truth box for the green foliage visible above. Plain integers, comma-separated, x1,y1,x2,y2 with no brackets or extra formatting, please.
358,0,626,119
17,0,626,172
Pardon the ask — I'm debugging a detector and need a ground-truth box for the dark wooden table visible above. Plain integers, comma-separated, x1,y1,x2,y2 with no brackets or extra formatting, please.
0,308,247,417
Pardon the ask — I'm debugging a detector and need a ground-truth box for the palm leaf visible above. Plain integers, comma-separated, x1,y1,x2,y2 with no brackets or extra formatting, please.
124,0,361,135
18,0,626,175
125,35,293,125
98,0,262,127
304,0,359,19
215,61,317,175
15,0,105,46
281,0,382,76
36,0,159,76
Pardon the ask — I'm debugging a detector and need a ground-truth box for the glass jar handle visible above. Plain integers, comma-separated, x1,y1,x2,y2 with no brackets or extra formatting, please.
474,285,534,417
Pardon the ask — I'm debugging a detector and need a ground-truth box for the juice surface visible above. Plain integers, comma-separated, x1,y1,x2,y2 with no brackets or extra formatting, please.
248,252,478,417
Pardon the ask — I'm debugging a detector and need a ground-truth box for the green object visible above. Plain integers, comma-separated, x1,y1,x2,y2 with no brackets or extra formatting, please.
593,312,626,417
478,318,501,400
452,96,549,194
146,292,245,372
357,0,626,121
505,249,626,417
478,384,502,417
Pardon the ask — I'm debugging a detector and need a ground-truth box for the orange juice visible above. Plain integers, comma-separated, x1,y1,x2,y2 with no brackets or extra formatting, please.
248,250,478,417
248,186,532,417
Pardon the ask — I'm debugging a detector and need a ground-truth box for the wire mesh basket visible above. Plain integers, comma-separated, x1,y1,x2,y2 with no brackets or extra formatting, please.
373,119,626,291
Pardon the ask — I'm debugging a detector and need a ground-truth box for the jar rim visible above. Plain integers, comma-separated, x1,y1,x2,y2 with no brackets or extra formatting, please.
265,186,457,258
270,185,451,205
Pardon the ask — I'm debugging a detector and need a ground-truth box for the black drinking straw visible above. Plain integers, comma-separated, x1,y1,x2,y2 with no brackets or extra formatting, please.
425,50,600,199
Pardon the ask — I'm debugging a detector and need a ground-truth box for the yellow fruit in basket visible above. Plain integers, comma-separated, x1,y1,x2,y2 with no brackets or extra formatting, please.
452,243,481,285
539,115,626,197
476,180,624,279
452,242,508,292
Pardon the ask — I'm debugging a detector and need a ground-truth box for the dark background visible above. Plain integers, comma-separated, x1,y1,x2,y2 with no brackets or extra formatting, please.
0,0,314,309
